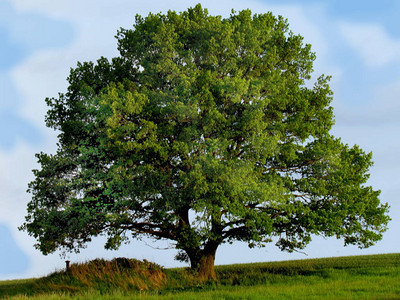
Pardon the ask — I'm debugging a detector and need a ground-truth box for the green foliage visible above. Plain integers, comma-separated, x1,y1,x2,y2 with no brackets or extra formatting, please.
20,4,389,275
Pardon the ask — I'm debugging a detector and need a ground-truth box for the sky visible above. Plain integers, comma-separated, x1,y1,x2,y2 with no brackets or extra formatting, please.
0,0,399,280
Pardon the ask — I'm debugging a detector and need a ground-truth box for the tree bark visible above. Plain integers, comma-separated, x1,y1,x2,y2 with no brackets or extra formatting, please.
197,244,218,281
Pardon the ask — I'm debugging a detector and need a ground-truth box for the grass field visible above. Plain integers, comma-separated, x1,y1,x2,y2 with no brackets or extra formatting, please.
1,253,398,299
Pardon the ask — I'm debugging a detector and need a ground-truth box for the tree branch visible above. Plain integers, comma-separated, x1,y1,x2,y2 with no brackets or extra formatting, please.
119,222,176,240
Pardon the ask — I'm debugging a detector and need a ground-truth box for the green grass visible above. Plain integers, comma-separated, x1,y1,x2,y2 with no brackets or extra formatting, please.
1,254,399,299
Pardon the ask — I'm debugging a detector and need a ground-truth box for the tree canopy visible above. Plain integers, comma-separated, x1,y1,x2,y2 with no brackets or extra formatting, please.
20,5,390,280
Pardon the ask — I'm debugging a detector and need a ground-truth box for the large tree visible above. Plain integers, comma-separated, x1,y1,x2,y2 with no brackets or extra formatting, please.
21,5,389,281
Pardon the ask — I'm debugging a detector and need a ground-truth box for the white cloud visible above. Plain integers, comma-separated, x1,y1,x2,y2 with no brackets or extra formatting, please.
339,22,400,68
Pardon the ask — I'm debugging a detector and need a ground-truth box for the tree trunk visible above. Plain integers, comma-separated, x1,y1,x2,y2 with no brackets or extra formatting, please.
197,245,217,281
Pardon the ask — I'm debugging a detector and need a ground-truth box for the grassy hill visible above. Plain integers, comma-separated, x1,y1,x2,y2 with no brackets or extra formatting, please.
0,253,399,299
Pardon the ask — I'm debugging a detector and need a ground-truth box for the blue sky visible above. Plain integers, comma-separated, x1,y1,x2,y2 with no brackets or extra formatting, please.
1,0,399,280
0,1,73,150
